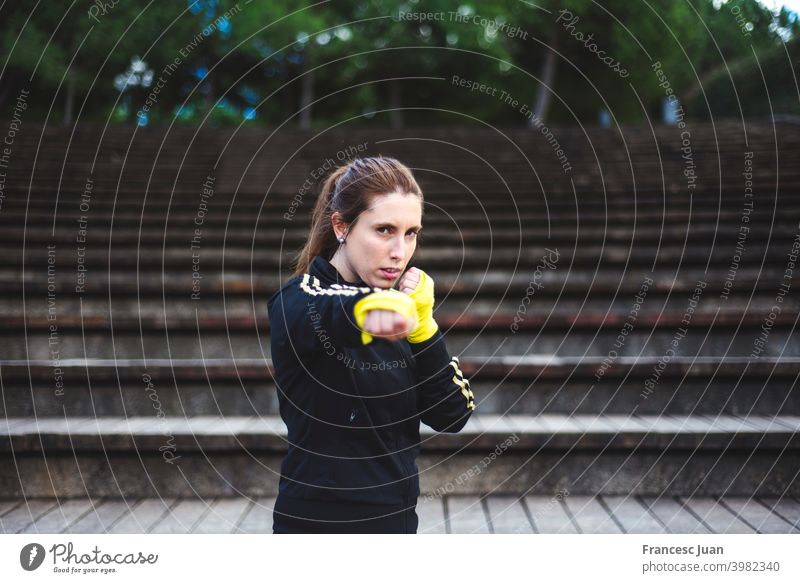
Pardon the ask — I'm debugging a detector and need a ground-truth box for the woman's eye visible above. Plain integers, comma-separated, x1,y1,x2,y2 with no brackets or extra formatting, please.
377,226,418,236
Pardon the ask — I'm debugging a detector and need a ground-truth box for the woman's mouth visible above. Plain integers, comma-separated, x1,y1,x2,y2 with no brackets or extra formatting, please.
379,268,401,280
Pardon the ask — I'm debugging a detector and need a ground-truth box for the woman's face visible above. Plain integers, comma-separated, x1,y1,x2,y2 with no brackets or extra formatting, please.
332,191,423,289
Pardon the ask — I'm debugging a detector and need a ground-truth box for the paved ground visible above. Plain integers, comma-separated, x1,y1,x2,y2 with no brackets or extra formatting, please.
2,494,799,534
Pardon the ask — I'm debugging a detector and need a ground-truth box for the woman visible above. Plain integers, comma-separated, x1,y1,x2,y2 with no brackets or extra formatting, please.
268,156,475,533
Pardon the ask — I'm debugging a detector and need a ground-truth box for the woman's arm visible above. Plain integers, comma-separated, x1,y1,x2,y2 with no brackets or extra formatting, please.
400,268,476,432
268,274,416,357
411,329,476,433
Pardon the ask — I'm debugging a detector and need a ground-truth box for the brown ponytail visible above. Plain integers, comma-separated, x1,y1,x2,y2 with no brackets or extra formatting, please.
291,156,423,276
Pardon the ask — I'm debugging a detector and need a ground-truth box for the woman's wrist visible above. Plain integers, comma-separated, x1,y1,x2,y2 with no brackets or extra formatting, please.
406,269,438,343
407,316,438,343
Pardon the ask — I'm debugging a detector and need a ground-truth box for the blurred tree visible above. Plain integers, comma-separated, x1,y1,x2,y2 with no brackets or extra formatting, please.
0,0,796,127
681,0,798,118
0,1,195,125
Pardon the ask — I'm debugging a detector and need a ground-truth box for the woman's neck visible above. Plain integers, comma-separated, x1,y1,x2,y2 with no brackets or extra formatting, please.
329,251,358,284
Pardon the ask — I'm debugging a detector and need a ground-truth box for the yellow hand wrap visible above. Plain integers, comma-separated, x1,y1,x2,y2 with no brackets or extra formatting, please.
353,290,417,345
407,269,439,343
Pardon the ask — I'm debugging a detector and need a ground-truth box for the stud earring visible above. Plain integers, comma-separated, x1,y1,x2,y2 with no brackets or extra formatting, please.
338,236,345,244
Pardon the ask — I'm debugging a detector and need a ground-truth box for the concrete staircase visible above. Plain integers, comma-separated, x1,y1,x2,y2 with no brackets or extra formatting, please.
1,122,798,498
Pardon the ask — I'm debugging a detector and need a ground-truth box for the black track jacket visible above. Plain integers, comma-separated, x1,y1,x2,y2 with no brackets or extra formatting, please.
267,255,475,507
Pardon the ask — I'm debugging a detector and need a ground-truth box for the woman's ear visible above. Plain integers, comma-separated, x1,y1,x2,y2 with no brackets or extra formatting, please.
330,212,349,240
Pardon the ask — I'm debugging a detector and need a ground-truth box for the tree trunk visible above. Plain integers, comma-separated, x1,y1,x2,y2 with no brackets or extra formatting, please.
63,74,76,126
389,82,403,129
0,74,11,113
299,64,314,129
530,25,558,126
203,74,215,121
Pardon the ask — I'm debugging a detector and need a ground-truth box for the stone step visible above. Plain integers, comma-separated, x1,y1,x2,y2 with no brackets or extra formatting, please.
3,413,797,451
6,308,797,331
8,174,794,194
6,124,798,195
0,358,796,417
1,414,797,497
5,169,795,194
6,224,798,244
4,244,793,269
3,296,794,322
0,181,792,201
2,372,796,418
6,207,798,226
9,149,795,167
5,163,797,188
2,356,795,380
4,194,796,213
6,293,788,320
3,324,796,360
9,119,795,141
0,266,788,296
8,197,791,219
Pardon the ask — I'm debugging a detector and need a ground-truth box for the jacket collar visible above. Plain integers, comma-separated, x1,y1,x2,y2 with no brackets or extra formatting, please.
309,255,368,287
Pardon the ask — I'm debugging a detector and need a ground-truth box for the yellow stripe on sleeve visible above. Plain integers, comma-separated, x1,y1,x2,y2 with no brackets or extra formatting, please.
449,358,475,409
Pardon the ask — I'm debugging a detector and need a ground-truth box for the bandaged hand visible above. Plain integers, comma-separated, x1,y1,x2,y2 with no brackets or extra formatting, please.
354,289,417,344
362,309,416,342
398,267,438,343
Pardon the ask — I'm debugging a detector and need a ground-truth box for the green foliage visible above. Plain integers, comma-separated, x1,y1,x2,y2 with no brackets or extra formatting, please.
0,0,795,126
684,38,800,118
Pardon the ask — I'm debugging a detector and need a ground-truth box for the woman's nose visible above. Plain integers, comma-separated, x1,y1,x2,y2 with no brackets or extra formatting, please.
390,236,405,260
